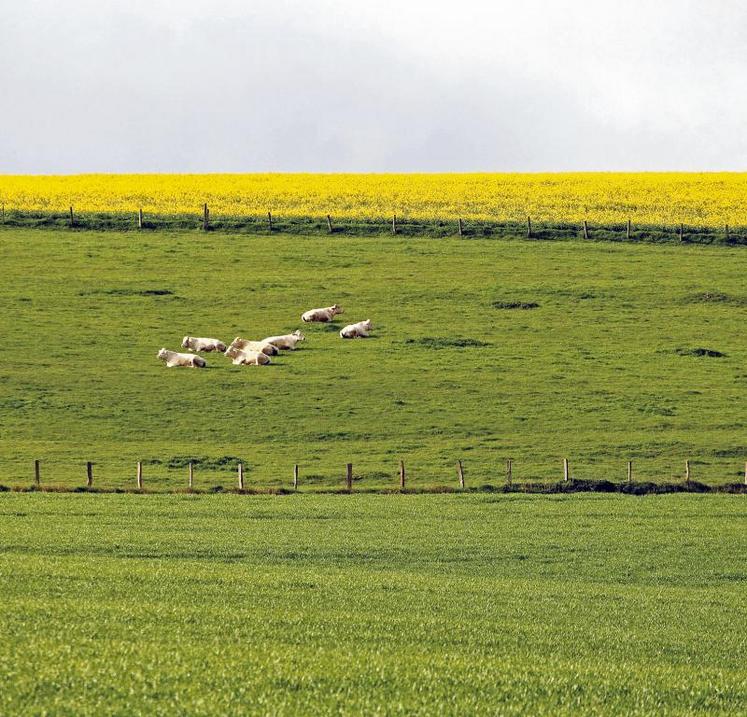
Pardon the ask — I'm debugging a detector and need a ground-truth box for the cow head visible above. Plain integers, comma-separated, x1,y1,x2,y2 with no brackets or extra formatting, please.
293,330,306,341
226,338,243,354
181,336,190,348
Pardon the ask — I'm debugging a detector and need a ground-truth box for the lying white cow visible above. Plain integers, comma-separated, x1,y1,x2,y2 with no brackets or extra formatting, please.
182,336,226,353
157,348,206,368
301,304,344,323
229,349,271,366
263,330,305,350
340,319,372,339
226,337,278,357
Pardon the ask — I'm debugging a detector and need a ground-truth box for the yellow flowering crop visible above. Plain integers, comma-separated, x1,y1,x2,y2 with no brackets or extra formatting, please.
1,173,746,226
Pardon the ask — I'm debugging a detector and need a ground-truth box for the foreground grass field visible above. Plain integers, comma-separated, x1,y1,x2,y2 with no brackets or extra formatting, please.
0,493,744,715
0,228,744,489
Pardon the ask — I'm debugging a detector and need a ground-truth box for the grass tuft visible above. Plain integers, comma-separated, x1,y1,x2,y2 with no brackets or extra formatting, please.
491,300,540,309
686,291,747,306
403,337,491,349
674,347,726,358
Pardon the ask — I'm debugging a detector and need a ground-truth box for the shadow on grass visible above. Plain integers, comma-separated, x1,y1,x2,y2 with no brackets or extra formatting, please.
3,478,745,496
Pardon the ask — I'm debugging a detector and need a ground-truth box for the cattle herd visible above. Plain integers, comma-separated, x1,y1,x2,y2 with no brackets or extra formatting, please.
156,304,372,368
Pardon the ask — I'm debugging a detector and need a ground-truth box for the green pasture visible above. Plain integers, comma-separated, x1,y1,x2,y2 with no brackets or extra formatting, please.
0,492,744,715
0,228,744,489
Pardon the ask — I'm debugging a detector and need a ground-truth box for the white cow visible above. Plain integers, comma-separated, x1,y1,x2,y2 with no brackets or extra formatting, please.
301,304,344,323
230,349,271,366
157,348,206,368
226,337,278,357
263,330,305,350
340,319,372,339
181,336,227,352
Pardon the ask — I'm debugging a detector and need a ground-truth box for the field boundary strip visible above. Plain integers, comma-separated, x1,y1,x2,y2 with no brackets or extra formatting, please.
2,479,746,497
1,209,746,244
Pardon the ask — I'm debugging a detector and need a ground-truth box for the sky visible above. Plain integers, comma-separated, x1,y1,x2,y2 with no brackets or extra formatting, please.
1,0,746,173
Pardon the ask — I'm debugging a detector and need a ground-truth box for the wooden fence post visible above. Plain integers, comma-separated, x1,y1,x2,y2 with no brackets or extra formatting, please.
627,460,633,483
626,219,631,240
202,203,209,230
563,458,569,482
506,458,512,486
267,211,273,231
188,461,194,490
138,208,143,229
86,461,93,487
679,223,684,241
238,463,244,491
685,459,691,484
327,214,333,233
34,459,40,486
392,214,397,235
69,206,75,227
583,220,589,240
399,460,406,490
293,464,299,491
1,204,5,222
725,224,730,241
527,216,532,238
457,218,463,237
137,461,143,490
346,463,353,492
457,460,465,489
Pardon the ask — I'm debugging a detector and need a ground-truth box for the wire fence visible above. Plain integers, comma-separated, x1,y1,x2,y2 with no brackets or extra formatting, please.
2,455,745,495
1,207,746,245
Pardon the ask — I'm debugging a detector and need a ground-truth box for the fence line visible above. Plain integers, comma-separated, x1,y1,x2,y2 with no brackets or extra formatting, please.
1,207,745,244
6,456,745,495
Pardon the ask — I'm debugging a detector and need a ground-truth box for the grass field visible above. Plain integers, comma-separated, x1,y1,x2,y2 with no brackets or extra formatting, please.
0,228,745,490
0,492,744,715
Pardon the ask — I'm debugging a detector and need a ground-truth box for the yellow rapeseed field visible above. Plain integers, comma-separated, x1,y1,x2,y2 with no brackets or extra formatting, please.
1,173,746,226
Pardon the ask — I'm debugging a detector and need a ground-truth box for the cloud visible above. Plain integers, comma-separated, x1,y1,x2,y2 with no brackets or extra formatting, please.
1,0,745,171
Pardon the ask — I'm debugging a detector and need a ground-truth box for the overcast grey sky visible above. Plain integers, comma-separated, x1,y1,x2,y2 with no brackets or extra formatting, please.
1,0,746,172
